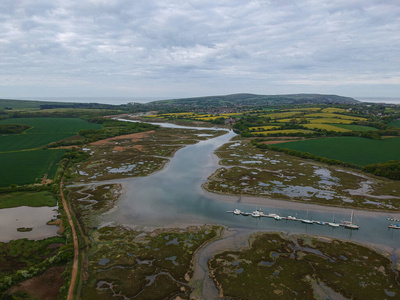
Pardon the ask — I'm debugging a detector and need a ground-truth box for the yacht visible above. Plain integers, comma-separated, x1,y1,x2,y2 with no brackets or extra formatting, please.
251,210,261,218
302,219,313,224
328,214,340,227
342,211,359,229
302,211,313,224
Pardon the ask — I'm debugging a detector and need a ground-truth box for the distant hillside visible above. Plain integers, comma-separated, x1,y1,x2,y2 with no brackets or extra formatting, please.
0,98,125,110
150,93,359,107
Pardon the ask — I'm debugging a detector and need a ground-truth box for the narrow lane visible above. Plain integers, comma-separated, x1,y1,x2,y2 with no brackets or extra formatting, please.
60,175,79,300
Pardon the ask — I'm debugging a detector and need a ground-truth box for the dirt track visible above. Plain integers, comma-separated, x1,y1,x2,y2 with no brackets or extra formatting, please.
60,176,79,300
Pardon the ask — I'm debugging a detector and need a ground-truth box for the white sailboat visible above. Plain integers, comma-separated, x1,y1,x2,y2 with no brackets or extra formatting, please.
302,211,313,224
328,214,340,227
342,210,359,229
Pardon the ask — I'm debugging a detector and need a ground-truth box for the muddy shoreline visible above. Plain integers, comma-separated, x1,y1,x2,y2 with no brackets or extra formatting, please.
201,185,400,215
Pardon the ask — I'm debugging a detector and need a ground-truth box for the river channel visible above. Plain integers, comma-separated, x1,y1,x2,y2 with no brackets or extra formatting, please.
105,121,400,249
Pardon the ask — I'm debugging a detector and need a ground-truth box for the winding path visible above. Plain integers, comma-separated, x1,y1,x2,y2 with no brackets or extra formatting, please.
60,176,79,300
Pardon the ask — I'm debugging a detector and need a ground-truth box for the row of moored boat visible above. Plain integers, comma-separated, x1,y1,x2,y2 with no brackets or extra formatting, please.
228,209,400,230
227,209,360,229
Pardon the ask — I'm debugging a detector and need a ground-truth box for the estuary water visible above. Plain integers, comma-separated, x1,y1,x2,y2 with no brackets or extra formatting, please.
106,121,400,249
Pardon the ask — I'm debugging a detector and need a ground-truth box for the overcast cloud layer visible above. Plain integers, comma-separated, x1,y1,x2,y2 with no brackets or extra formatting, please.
0,0,399,99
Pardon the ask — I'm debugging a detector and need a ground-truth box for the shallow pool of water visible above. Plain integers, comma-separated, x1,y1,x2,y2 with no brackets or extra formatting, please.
0,206,59,242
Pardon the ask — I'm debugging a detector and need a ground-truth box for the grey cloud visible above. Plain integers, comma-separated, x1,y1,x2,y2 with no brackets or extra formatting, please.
0,0,399,98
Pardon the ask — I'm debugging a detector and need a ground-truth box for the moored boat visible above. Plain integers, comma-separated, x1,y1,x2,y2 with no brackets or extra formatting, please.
302,211,313,224
328,214,340,227
389,224,400,229
314,221,325,225
233,209,241,215
342,211,359,229
302,219,313,224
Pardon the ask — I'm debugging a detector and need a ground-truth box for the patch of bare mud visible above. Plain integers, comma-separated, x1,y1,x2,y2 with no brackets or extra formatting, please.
90,130,155,146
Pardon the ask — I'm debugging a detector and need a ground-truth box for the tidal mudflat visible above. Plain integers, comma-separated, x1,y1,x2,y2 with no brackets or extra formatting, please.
209,232,400,299
205,139,400,210
65,121,400,299
69,127,225,183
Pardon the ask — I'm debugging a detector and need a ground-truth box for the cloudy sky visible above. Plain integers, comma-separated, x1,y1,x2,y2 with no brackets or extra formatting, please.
1,0,399,101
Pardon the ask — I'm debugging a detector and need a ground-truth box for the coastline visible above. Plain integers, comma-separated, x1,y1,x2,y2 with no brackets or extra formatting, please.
201,187,400,216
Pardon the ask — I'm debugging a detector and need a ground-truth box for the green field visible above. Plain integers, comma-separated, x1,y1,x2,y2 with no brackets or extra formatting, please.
0,118,101,152
0,149,65,187
0,191,57,209
330,124,378,131
0,118,101,134
388,120,400,128
274,137,400,166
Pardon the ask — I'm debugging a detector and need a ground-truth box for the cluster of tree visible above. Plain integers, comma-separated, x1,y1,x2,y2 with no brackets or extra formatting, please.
0,242,74,297
363,161,400,180
6,109,123,119
0,183,51,194
0,124,31,134
62,148,90,163
39,103,127,110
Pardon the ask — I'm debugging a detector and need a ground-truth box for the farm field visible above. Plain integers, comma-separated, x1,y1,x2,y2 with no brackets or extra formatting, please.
0,118,101,152
0,134,73,152
388,120,400,128
302,124,350,132
332,124,378,131
274,137,400,166
251,129,313,136
0,118,101,134
0,149,65,187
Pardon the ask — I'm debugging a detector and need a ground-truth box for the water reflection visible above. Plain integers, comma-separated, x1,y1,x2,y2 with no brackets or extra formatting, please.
106,121,400,248
0,206,59,242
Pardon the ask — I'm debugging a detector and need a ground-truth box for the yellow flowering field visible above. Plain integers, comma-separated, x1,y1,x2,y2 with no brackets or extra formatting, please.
302,124,350,132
